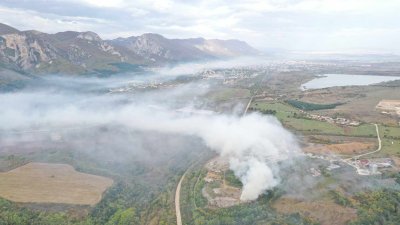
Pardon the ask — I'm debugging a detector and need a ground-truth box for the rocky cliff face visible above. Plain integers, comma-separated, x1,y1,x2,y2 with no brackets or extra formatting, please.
0,23,258,75
0,26,134,74
110,33,211,62
0,31,56,70
110,34,258,62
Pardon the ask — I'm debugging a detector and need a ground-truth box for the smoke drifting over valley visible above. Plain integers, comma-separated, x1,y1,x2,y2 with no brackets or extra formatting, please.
0,62,300,201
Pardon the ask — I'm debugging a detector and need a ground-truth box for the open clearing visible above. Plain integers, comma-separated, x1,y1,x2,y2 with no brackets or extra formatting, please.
376,100,400,115
202,157,243,208
304,142,375,155
0,162,113,205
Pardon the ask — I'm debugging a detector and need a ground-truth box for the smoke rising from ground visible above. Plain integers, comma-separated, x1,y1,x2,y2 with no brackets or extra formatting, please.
0,70,300,201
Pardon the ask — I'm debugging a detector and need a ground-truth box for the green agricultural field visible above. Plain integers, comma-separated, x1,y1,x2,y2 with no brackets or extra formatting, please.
346,124,377,137
250,101,377,137
381,126,400,139
379,138,400,157
251,102,295,112
378,126,400,157
284,118,345,135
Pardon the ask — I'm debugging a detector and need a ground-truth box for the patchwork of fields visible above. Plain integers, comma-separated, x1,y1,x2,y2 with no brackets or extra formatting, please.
250,101,400,157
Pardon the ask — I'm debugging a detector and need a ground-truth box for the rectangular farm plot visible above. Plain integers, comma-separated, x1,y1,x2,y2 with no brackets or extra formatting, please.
0,163,113,205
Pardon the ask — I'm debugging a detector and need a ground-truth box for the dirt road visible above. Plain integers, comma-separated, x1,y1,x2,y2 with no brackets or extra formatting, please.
243,96,254,116
175,171,186,225
354,124,382,158
344,124,381,161
342,124,382,173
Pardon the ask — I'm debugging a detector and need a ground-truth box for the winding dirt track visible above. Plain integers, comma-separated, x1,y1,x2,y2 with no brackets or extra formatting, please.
175,171,187,225
343,124,381,161
354,124,382,158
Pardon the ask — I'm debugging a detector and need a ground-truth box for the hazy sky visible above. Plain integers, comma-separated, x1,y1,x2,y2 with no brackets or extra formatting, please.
0,0,399,52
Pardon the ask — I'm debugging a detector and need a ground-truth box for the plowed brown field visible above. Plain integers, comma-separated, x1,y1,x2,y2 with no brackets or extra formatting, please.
0,163,113,205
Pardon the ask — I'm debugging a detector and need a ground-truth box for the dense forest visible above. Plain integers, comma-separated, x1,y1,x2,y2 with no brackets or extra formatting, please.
286,100,343,111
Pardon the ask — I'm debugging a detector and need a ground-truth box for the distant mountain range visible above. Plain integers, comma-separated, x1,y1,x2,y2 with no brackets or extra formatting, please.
0,23,258,75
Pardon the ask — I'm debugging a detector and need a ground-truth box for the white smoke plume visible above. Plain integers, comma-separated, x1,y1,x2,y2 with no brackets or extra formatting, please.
0,90,300,200
120,108,300,200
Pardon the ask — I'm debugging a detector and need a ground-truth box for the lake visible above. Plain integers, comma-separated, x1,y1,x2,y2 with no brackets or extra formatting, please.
301,74,400,90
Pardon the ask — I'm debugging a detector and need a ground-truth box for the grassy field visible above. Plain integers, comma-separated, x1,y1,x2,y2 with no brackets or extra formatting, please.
0,163,113,205
381,126,400,137
250,101,376,137
346,124,377,137
378,126,400,157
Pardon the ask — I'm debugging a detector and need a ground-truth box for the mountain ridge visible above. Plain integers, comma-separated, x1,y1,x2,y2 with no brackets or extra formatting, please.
0,23,258,75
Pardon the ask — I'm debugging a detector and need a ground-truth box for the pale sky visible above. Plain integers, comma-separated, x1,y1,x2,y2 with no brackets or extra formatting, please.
0,0,399,53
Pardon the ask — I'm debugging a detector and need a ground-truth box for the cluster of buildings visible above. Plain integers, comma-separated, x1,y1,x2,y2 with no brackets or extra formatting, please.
199,68,258,85
307,152,394,176
109,81,177,93
349,158,393,175
304,112,361,126
305,153,342,177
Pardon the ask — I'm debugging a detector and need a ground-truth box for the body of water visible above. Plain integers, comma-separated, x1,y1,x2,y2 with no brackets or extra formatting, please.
301,74,400,90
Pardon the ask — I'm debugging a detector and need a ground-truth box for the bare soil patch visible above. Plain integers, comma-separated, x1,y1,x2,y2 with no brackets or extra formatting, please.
304,142,375,155
202,156,243,208
376,100,400,115
0,162,113,205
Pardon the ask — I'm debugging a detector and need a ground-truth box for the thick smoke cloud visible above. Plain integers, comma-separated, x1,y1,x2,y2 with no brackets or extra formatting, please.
0,67,300,201
116,107,299,200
